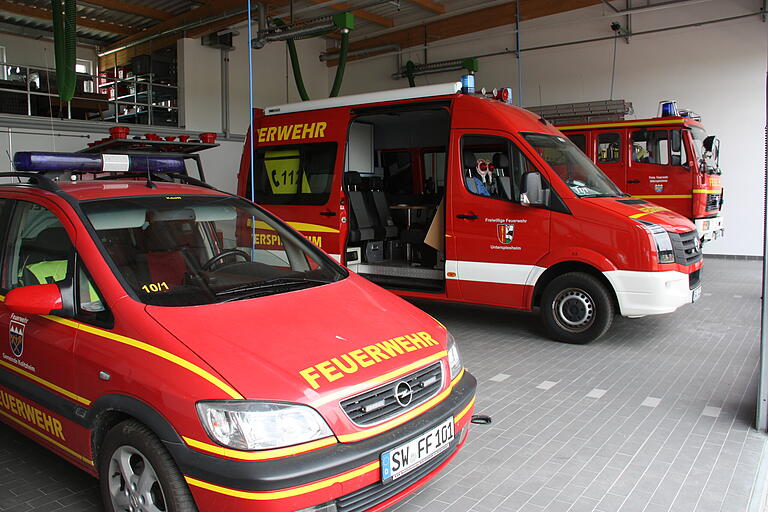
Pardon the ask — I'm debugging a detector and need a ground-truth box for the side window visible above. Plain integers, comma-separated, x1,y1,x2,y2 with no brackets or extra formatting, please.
597,132,621,163
632,130,669,165
461,135,536,202
78,265,113,328
566,134,587,154
3,201,73,290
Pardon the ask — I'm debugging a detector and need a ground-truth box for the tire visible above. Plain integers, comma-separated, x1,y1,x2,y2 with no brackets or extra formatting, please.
540,272,614,344
98,420,197,512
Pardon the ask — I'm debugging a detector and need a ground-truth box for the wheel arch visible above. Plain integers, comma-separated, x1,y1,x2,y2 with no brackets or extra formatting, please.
86,394,183,472
531,261,619,312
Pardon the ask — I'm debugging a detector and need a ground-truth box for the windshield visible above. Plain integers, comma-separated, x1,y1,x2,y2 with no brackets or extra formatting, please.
81,195,345,306
689,126,707,160
522,133,624,197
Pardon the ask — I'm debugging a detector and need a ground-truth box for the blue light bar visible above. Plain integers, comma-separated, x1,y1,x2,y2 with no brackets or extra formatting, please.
13,152,185,174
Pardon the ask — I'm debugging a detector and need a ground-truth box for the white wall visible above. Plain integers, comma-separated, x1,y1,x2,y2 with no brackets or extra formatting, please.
178,38,224,133
0,32,98,70
226,32,330,135
336,0,767,256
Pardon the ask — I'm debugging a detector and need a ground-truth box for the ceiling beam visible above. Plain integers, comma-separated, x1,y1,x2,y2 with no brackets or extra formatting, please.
80,0,176,21
0,0,134,35
405,0,445,14
326,0,603,65
305,0,394,27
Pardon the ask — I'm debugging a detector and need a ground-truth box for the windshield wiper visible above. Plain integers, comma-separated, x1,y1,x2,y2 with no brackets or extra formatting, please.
215,277,332,300
579,193,622,198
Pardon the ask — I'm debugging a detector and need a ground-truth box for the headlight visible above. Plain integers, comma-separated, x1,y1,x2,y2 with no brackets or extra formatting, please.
196,401,333,450
447,332,462,380
638,221,674,264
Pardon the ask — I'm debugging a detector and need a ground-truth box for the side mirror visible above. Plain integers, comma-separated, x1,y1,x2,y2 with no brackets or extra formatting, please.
5,284,63,316
703,135,716,152
671,130,681,153
520,172,550,207
703,135,720,173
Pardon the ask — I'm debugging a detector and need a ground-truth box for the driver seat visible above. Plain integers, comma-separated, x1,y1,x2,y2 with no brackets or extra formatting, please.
144,222,190,286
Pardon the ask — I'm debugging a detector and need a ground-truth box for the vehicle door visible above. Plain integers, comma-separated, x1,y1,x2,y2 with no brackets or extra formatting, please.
628,128,692,215
243,113,348,262
594,130,626,190
447,130,550,308
0,198,89,459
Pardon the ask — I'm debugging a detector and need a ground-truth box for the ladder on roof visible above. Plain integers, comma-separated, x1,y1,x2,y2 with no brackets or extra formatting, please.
526,100,634,125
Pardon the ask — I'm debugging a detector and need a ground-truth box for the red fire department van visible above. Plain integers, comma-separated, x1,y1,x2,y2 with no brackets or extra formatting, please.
0,151,476,512
238,82,703,344
557,109,724,242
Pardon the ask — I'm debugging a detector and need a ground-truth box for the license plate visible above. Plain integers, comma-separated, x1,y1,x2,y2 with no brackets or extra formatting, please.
380,417,454,483
692,285,702,303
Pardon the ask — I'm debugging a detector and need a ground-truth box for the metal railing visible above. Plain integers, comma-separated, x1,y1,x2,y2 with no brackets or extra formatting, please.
0,62,179,127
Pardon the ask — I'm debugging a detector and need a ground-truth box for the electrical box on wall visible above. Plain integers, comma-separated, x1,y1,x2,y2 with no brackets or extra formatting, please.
201,32,235,51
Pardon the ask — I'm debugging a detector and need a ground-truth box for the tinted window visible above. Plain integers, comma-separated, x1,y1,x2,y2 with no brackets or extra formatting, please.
248,142,336,205
567,134,587,153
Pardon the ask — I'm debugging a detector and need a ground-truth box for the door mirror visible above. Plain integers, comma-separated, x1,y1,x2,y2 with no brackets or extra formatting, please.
5,284,63,316
671,129,681,153
520,172,550,207
703,135,720,173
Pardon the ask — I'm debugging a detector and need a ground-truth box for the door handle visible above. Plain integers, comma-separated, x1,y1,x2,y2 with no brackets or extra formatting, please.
456,214,478,220
320,211,337,216
627,180,640,184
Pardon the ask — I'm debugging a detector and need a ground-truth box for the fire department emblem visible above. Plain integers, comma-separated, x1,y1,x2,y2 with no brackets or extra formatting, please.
9,319,25,357
654,184,664,193
497,224,515,244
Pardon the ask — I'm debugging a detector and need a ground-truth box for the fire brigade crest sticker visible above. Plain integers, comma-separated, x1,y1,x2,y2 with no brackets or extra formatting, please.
654,184,664,193
9,318,25,357
497,224,515,244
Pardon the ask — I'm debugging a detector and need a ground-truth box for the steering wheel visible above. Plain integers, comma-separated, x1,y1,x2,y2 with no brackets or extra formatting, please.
201,249,251,271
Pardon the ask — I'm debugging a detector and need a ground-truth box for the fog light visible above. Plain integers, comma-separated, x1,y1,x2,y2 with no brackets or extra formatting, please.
296,502,337,512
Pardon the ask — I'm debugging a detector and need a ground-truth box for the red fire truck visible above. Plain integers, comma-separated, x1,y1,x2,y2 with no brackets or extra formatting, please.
556,105,724,243
238,83,703,344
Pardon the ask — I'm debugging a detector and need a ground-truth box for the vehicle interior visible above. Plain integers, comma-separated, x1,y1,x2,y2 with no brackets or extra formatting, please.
343,105,450,293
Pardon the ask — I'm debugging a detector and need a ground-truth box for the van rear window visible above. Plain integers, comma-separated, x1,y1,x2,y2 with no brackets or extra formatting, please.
246,142,337,205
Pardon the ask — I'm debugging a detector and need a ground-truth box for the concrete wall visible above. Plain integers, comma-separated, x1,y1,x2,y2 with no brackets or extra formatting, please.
0,32,98,70
335,0,767,256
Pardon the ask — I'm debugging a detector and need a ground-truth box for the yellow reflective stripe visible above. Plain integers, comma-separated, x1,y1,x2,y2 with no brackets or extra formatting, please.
287,222,340,234
0,407,93,465
692,189,721,194
336,368,465,443
42,316,243,400
253,220,340,234
629,213,649,219
182,436,337,461
633,195,692,199
454,395,475,425
0,359,91,406
185,461,380,501
559,118,686,130
310,351,448,408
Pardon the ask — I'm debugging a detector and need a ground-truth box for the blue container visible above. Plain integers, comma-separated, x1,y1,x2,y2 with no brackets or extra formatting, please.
461,74,475,94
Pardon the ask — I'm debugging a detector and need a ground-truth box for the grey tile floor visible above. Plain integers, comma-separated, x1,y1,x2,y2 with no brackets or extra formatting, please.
392,257,766,512
0,257,764,512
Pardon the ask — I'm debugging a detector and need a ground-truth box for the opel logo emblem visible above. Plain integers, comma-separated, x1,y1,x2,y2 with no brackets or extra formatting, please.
394,381,413,407
694,237,701,252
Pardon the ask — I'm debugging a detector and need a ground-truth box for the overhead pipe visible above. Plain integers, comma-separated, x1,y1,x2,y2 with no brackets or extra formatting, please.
320,43,400,62
601,0,714,16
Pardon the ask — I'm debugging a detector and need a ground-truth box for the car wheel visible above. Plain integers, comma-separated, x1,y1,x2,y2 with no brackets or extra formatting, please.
98,420,197,512
541,272,614,344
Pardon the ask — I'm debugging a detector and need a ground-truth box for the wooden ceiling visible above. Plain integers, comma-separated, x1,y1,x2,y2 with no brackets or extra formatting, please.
0,0,605,69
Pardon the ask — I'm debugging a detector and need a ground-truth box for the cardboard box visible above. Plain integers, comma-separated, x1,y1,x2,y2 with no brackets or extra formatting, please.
424,198,445,251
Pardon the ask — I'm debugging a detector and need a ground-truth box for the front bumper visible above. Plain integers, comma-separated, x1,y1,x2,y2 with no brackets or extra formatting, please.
166,370,477,512
603,269,700,317
695,217,724,242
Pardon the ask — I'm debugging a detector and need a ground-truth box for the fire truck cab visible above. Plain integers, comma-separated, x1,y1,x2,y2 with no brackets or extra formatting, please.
238,83,703,344
558,109,724,243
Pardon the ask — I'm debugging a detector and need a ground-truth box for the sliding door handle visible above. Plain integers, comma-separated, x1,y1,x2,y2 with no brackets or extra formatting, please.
456,214,478,220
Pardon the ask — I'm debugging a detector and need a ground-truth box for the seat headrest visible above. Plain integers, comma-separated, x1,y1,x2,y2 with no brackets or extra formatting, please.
492,153,510,168
345,171,362,187
369,176,383,190
463,149,476,169
30,227,71,253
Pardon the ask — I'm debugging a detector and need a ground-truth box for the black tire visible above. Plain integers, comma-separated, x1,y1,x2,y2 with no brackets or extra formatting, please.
541,272,614,344
98,420,197,512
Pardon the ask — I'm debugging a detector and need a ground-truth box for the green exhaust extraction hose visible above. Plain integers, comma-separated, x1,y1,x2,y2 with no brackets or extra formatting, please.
275,18,310,102
51,0,76,103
